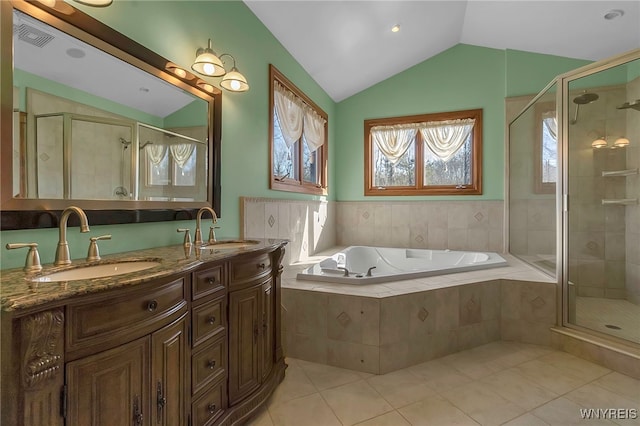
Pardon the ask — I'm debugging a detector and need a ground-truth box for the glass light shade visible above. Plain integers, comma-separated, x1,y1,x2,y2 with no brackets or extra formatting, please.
614,137,630,147
220,68,249,92
72,0,113,6
591,138,608,149
191,42,225,77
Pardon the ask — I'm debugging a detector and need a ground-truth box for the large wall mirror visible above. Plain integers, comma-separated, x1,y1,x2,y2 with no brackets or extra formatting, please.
1,0,222,230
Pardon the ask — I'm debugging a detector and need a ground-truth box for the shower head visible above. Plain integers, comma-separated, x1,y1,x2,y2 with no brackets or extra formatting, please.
119,137,131,148
139,141,154,150
573,92,599,105
570,92,599,124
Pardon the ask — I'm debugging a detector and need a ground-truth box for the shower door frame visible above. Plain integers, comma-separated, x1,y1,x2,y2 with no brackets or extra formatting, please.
558,49,640,341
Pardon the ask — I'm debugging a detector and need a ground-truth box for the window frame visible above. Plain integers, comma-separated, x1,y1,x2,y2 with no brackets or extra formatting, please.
364,108,483,196
269,65,328,195
534,102,557,194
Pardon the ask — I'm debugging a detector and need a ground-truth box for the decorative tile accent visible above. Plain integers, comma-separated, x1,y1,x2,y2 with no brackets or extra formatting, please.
474,212,484,222
530,296,546,309
268,215,276,228
586,241,598,251
39,153,50,162
362,211,370,219
418,307,429,322
336,312,351,327
414,235,425,243
466,297,477,311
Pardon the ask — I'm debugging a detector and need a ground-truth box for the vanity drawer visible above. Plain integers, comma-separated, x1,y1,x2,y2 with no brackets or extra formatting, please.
192,264,225,301
192,337,226,395
66,276,187,357
192,380,225,426
229,253,271,285
192,296,226,347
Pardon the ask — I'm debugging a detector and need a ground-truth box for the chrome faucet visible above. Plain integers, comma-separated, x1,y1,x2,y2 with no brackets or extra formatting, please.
194,207,219,246
55,206,90,266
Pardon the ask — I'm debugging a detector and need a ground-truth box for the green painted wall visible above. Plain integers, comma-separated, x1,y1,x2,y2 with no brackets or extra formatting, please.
334,44,596,202
1,0,335,269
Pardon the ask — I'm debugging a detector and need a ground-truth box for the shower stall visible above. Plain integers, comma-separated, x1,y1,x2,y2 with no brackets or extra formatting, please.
508,49,640,351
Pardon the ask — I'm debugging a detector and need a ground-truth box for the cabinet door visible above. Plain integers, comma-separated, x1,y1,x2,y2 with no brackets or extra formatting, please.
66,336,150,426
151,314,188,426
228,285,261,405
261,281,274,381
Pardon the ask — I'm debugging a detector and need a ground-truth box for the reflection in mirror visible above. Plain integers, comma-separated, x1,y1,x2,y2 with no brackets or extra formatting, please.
2,1,221,229
12,9,208,202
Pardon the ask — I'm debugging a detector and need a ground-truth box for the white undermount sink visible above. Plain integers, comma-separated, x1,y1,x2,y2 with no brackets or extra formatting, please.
199,239,261,250
30,261,161,282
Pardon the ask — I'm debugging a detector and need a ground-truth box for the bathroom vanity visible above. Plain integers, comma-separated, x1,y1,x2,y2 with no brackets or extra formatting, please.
0,239,287,426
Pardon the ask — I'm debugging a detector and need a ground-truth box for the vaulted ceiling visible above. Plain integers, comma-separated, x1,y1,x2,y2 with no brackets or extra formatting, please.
244,1,640,101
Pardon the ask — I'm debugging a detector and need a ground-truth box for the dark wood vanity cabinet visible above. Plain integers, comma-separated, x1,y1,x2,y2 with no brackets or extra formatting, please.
1,244,286,426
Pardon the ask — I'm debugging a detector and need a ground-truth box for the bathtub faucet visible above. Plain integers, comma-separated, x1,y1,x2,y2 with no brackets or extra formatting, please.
338,267,350,277
366,266,376,277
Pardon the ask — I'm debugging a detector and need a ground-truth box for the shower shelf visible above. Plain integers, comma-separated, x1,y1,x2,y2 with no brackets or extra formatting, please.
602,168,638,177
601,198,638,206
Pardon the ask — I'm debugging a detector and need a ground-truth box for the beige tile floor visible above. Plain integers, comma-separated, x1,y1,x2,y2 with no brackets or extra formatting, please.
575,297,640,343
247,341,640,426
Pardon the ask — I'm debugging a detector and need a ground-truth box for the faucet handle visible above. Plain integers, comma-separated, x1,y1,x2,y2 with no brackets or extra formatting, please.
87,235,111,262
6,243,42,273
208,226,221,244
177,228,192,247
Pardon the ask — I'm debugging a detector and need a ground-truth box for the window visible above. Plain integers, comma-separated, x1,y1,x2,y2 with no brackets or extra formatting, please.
535,102,557,194
365,109,483,195
269,65,328,195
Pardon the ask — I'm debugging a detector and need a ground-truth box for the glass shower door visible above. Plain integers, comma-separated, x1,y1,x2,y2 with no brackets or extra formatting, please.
565,58,640,343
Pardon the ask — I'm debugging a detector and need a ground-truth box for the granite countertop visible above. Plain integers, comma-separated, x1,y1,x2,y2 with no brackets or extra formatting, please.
1,239,287,314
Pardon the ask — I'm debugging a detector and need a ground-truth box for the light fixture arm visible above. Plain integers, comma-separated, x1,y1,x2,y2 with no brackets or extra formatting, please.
219,53,237,70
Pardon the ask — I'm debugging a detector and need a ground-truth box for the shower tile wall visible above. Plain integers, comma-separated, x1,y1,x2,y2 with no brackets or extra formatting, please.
568,85,629,299
626,76,640,304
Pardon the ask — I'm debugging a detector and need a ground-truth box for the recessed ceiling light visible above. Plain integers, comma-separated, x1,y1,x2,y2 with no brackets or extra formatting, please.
391,24,400,33
66,47,85,59
604,9,624,20
139,87,149,93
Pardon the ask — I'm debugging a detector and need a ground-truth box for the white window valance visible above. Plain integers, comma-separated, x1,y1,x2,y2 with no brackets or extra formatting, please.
542,111,557,141
419,118,475,162
274,81,326,152
170,143,196,168
146,144,167,165
370,124,418,165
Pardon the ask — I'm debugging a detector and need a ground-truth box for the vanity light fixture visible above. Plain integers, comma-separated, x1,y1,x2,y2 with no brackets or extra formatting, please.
614,137,630,148
191,40,250,92
219,54,250,92
72,0,113,6
591,138,608,149
191,39,226,77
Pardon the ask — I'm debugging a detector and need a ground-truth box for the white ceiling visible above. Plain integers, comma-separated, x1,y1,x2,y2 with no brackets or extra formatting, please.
244,0,640,102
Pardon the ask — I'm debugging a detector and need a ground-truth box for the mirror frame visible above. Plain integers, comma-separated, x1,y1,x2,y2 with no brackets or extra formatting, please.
1,0,222,230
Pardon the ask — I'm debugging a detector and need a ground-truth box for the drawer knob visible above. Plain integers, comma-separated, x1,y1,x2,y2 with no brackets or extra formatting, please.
207,403,216,414
257,263,266,270
207,316,216,325
147,300,158,312
207,277,216,285
207,360,216,369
